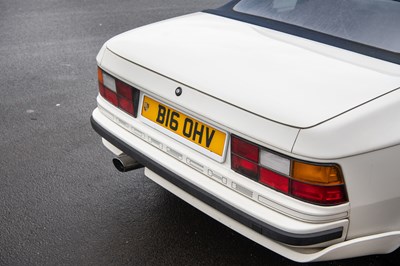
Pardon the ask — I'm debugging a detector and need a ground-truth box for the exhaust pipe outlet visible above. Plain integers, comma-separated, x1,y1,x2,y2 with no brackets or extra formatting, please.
112,154,144,172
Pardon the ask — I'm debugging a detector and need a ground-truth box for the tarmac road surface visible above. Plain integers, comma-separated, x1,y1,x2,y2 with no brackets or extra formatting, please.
0,0,399,265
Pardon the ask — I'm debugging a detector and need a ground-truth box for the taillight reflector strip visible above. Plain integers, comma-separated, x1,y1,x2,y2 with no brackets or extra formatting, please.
97,67,140,117
231,135,348,206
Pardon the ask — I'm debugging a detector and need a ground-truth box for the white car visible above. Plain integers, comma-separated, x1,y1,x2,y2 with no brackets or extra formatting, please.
91,0,400,262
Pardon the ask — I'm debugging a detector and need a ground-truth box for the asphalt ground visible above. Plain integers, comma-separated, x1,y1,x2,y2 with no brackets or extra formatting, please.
0,0,399,265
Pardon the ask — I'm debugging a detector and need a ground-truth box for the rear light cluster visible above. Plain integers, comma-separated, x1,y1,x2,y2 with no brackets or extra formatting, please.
231,135,348,206
98,67,140,117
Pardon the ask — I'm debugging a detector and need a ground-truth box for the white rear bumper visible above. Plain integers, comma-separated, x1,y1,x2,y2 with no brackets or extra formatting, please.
90,107,400,261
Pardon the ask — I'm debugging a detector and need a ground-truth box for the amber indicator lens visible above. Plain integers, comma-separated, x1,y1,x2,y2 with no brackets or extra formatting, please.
292,162,343,185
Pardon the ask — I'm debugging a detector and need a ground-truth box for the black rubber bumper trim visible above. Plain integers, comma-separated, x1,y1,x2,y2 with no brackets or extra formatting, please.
91,115,343,246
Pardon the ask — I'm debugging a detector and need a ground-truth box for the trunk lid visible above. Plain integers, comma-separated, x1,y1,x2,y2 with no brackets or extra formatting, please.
105,12,400,128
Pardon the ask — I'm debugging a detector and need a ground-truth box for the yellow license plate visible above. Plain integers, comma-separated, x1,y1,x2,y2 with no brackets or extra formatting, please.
141,96,226,156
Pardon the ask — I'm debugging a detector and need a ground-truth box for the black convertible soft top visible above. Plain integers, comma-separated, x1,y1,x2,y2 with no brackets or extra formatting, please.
205,0,400,65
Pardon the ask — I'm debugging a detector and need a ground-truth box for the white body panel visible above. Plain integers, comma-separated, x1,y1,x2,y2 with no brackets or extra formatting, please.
95,50,350,223
98,46,300,153
92,10,400,262
145,168,400,262
92,101,400,261
105,12,400,128
293,88,400,159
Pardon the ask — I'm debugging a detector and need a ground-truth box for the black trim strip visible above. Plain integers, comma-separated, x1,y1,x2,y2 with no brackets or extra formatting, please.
91,115,343,246
204,1,400,65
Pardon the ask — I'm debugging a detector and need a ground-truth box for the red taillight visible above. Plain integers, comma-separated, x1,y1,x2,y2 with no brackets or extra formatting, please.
231,136,259,162
98,82,105,97
291,181,347,205
231,154,258,180
231,135,348,206
118,96,134,114
97,67,139,117
104,88,118,106
116,80,133,99
259,168,289,194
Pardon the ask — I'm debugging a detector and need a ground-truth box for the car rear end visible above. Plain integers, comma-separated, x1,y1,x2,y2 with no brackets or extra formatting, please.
91,11,400,262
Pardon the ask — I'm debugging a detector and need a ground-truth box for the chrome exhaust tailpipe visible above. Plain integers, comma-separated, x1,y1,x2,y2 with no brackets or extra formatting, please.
112,154,144,172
